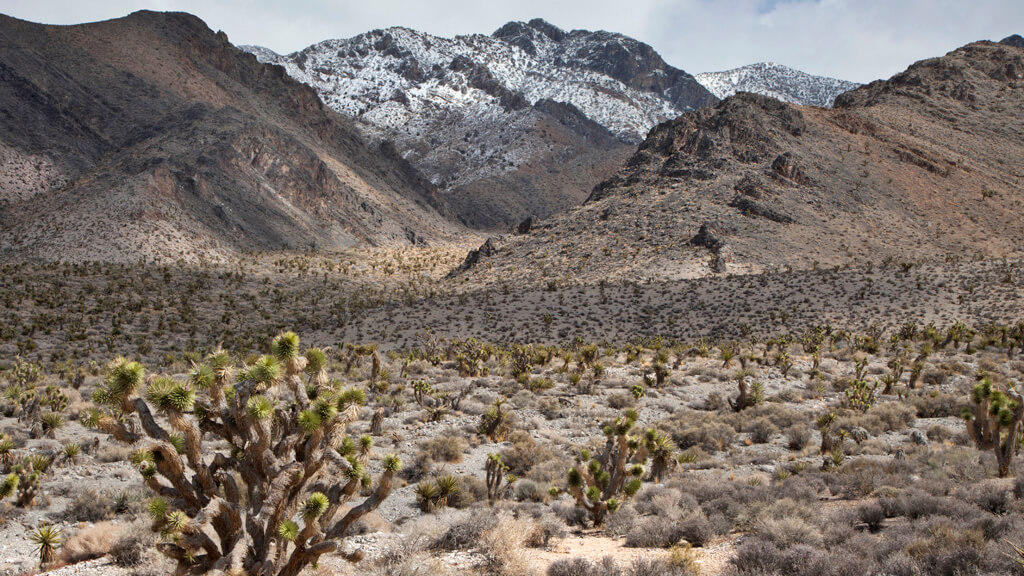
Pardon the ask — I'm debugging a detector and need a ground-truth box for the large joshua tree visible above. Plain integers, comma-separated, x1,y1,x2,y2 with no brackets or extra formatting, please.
86,332,401,576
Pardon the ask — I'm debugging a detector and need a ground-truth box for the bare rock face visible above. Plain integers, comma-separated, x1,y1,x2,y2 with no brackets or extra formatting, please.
0,11,461,262
450,237,500,276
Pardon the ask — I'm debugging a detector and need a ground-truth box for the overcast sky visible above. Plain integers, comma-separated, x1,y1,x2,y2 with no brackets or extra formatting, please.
3,0,1022,82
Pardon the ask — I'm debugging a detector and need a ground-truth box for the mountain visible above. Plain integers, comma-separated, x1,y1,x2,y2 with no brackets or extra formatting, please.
455,40,1024,285
695,62,860,107
242,19,716,229
0,11,462,263
1001,34,1024,48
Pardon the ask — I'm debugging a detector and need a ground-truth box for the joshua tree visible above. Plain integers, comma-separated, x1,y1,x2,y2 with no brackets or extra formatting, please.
817,412,838,455
729,372,762,412
485,453,514,503
641,428,676,483
478,399,513,442
566,409,648,526
962,376,1024,477
2,455,49,507
86,332,401,576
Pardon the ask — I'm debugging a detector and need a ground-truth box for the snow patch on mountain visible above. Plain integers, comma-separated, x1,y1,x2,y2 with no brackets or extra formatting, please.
695,62,860,107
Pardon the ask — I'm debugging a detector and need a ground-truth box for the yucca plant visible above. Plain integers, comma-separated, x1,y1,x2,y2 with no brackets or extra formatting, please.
86,332,401,575
28,523,61,567
40,412,65,438
0,433,14,470
61,442,81,465
415,481,440,512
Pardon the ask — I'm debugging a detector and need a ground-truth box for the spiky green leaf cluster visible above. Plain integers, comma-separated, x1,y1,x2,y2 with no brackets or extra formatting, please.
146,377,195,413
246,356,281,386
105,359,145,399
337,388,366,407
0,473,18,499
304,348,327,374
277,520,299,541
298,410,322,434
148,497,168,521
246,395,274,420
272,332,301,362
302,492,329,520
382,454,402,472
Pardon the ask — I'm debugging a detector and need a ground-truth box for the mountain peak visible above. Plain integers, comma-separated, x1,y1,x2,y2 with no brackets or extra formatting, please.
1001,34,1024,48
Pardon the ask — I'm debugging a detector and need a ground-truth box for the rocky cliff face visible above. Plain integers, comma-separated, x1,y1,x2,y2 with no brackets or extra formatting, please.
0,11,462,262
242,19,716,229
695,62,860,107
455,40,1024,285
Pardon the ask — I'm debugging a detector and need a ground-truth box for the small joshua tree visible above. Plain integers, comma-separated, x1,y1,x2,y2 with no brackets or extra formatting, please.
962,376,1024,477
485,452,514,503
566,409,648,526
86,333,401,575
2,454,49,507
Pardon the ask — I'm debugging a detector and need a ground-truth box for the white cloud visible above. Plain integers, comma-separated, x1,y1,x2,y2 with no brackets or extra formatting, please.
3,0,1022,82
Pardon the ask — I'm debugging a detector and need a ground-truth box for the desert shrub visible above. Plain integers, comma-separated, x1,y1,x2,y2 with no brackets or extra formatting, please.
431,509,498,551
449,474,487,508
109,522,160,567
524,513,566,548
502,430,562,478
515,479,547,503
748,418,779,444
757,516,823,548
552,500,590,528
839,402,916,435
907,391,962,418
93,442,132,463
548,557,620,576
724,403,804,430
927,424,953,442
679,514,719,547
629,557,698,576
476,510,534,576
62,488,113,522
607,391,636,409
784,424,811,450
605,504,639,537
972,484,1010,515
61,521,122,563
669,420,736,452
419,432,468,463
625,514,684,548
858,502,885,532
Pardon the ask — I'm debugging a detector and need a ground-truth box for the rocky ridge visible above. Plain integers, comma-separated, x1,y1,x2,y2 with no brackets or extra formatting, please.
454,40,1024,285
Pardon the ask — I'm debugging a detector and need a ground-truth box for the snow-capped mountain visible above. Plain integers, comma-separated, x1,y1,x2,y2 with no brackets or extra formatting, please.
695,62,860,107
241,19,714,228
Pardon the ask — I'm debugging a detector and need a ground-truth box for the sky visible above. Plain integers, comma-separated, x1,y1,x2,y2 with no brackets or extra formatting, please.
3,0,1022,83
